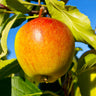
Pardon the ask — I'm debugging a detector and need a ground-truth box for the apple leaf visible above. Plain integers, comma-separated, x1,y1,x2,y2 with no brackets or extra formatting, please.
0,0,10,26
12,14,26,28
71,47,82,72
78,61,96,96
5,0,33,14
77,50,96,74
0,10,9,26
74,86,81,96
74,50,96,96
12,14,39,28
0,15,17,58
45,0,96,49
12,76,42,96
12,76,60,96
0,59,21,79
0,0,9,37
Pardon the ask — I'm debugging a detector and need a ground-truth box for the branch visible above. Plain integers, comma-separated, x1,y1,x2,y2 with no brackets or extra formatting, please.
0,4,40,15
0,3,47,16
61,0,69,4
28,10,39,15
0,3,10,10
29,8,48,16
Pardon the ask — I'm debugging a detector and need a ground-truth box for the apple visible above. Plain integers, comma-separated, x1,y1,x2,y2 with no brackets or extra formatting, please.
15,17,75,83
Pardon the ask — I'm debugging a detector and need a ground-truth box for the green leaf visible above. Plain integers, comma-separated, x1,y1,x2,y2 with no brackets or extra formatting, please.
12,76,42,96
78,69,96,96
0,0,10,38
0,59,21,79
0,0,6,6
76,50,96,96
0,11,9,26
78,56,96,96
45,0,96,49
77,49,96,74
12,14,26,28
5,0,33,14
0,0,10,25
74,86,81,96
71,57,78,73
11,14,39,28
0,15,17,58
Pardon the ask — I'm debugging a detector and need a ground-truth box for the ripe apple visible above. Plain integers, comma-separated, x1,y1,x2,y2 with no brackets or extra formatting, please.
15,17,75,83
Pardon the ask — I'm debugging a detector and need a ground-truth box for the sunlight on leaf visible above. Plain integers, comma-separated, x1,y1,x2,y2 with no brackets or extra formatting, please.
78,65,96,96
12,76,41,96
0,15,17,58
74,86,81,96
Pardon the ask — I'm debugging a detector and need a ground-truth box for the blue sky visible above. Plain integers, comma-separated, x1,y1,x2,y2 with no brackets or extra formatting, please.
7,0,96,59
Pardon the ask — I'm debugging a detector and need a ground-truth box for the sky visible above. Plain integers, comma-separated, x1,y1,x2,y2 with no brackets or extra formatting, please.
7,0,96,59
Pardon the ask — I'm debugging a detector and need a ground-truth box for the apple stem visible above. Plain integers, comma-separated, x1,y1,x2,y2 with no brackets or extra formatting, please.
43,76,48,83
38,0,41,6
39,6,44,18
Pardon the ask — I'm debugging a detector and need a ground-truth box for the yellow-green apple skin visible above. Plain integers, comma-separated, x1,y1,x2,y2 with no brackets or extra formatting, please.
15,17,75,83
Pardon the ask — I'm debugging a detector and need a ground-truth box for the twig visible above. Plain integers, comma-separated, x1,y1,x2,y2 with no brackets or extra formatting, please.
28,9,47,16
0,3,10,10
28,10,39,15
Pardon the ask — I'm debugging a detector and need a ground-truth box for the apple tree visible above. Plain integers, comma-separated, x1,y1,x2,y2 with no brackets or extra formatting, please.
0,0,96,96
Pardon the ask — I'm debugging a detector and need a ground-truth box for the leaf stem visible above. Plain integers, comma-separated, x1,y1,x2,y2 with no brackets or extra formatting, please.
23,92,43,96
23,91,59,96
0,10,14,14
25,15,39,20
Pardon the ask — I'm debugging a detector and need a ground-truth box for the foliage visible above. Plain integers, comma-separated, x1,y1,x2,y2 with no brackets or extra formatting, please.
0,0,96,96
